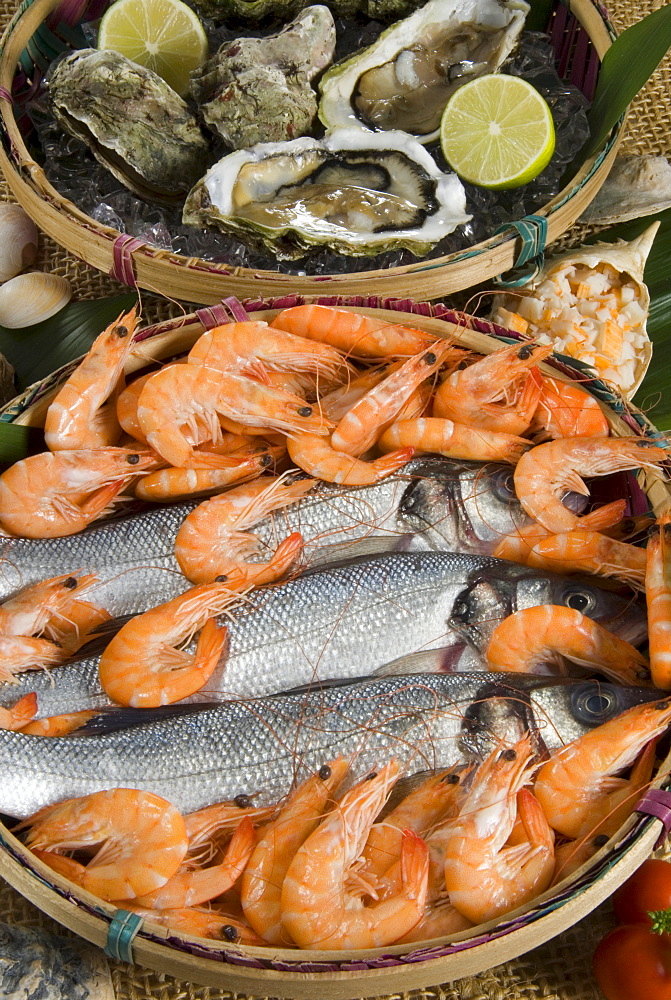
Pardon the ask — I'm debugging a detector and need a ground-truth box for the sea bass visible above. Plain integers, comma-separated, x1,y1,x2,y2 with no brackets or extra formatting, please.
0,457,528,617
0,672,659,818
1,551,646,717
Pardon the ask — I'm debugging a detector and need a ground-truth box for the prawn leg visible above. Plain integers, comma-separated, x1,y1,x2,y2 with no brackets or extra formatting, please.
646,510,671,689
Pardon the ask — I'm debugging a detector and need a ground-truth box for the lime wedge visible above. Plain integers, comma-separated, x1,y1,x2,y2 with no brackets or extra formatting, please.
440,75,556,190
98,0,208,97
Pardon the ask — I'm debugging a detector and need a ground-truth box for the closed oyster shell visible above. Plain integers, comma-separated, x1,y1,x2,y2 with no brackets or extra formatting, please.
190,6,336,148
579,154,671,225
47,49,211,203
319,0,529,143
183,128,471,259
194,0,422,23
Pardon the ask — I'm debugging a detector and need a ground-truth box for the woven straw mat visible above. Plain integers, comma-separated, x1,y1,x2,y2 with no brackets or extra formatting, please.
1,0,670,997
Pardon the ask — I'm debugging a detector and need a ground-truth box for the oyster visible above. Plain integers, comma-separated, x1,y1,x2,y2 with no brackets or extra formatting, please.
319,0,529,143
47,49,211,203
579,154,671,226
182,128,471,259
190,6,336,148
194,0,422,24
490,223,659,398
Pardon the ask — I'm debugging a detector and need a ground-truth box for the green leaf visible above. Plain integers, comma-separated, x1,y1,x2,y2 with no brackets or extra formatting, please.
0,293,138,392
526,0,554,33
0,422,45,467
585,6,671,158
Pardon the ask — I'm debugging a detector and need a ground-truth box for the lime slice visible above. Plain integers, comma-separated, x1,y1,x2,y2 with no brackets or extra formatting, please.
98,0,208,97
440,75,556,190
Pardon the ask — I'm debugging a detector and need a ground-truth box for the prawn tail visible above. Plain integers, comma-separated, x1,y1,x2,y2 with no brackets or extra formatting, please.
225,816,257,880
192,619,228,687
21,709,100,737
242,531,305,588
399,830,430,903
579,500,627,531
31,848,88,885
0,692,38,730
79,479,128,521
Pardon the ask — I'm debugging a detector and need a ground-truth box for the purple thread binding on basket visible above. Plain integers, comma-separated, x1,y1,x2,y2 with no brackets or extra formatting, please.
195,303,231,330
0,86,12,102
109,235,148,287
222,296,251,322
636,788,671,849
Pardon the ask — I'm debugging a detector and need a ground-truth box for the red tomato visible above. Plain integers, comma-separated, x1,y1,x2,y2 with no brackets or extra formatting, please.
613,860,671,927
593,924,671,1000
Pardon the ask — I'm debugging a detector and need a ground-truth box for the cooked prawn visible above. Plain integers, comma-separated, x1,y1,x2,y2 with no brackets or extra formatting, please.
646,509,671,690
492,500,626,564
331,341,456,457
0,447,156,538
174,475,315,586
119,902,265,944
281,761,429,949
129,816,256,909
44,307,139,451
513,436,671,534
0,572,98,638
486,606,650,685
530,375,609,441
20,788,188,900
432,342,551,435
534,698,671,840
0,692,37,730
135,441,285,502
185,798,275,856
137,364,330,468
241,759,349,945
20,709,98,736
442,740,554,924
270,305,439,359
287,434,414,486
98,582,238,707
525,531,647,589
320,364,400,422
0,634,68,683
378,418,529,465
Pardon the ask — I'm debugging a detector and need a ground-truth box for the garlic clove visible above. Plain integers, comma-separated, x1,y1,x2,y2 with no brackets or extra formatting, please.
0,272,72,329
0,204,39,283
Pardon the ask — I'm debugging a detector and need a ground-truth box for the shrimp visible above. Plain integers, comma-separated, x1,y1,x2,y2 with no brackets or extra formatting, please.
0,447,156,538
646,509,671,690
320,364,400,422
330,341,456,457
486,606,650,686
281,761,429,950
174,475,315,586
513,436,671,534
0,572,98,638
188,320,349,387
241,759,349,945
44,307,139,451
137,364,330,468
119,903,265,944
525,531,647,589
20,709,98,736
442,740,554,925
98,582,237,707
530,375,610,441
492,500,627,564
378,418,529,465
534,698,671,840
0,635,68,683
135,441,285,503
432,342,552,435
287,434,414,486
20,788,188,900
0,692,37,730
270,305,438,358
129,816,256,909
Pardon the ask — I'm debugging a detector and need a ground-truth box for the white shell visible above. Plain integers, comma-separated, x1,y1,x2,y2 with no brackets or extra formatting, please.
0,204,39,283
0,272,72,329
579,154,671,225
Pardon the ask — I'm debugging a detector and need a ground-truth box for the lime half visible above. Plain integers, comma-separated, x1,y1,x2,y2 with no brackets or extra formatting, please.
440,74,556,190
98,0,208,97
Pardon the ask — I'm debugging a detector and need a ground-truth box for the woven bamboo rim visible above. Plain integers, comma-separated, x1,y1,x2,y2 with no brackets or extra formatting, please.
0,298,669,997
0,0,623,303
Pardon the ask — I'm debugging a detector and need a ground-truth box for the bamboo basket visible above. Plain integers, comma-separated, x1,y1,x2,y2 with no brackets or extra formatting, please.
0,0,623,304
0,297,670,997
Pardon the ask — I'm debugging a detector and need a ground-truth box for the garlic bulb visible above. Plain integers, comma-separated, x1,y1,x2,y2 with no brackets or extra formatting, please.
0,204,39,283
0,272,72,328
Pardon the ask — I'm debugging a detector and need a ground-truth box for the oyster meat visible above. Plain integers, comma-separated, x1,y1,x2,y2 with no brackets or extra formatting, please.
47,49,211,203
183,128,471,259
319,0,529,143
190,6,336,148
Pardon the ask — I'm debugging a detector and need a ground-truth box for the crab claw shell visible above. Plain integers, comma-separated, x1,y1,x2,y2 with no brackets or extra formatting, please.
490,222,658,399
0,204,39,283
0,272,72,329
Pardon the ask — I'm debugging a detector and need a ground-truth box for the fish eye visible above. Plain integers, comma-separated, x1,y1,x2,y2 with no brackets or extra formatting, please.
570,683,619,725
490,469,516,502
562,588,596,614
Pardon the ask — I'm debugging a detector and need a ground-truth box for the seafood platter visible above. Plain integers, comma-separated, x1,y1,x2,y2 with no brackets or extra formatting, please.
0,0,621,302
0,245,671,997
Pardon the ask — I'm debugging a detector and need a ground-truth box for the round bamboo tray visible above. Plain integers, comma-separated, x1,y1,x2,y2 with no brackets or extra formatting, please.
0,0,623,304
0,296,669,997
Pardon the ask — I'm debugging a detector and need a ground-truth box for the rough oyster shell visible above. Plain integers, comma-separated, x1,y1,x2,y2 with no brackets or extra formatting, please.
47,49,211,203
190,6,336,148
182,128,471,259
490,223,659,398
579,154,671,226
319,0,529,143
194,0,422,24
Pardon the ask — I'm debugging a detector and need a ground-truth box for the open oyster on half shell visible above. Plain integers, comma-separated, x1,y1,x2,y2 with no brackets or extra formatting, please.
182,128,471,259
319,0,529,143
47,49,211,203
